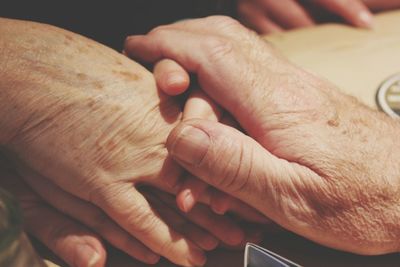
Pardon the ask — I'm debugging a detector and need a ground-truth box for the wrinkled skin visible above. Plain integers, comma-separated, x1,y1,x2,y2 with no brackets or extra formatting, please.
0,155,107,267
0,17,255,267
125,16,400,255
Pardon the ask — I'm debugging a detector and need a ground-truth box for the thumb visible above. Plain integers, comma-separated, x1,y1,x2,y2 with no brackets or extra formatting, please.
166,119,315,222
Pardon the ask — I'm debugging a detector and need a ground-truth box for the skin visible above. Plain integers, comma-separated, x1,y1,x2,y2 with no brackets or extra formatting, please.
1,154,246,267
363,0,400,11
124,15,400,255
0,17,267,267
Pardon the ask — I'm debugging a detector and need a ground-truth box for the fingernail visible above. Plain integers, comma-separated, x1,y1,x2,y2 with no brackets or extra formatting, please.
145,252,160,264
76,244,100,267
182,190,196,212
358,11,373,28
211,203,227,215
166,73,186,87
188,248,207,267
202,236,219,251
170,125,210,165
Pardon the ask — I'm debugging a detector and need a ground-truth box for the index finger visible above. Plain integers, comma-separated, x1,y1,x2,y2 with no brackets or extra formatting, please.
90,184,206,267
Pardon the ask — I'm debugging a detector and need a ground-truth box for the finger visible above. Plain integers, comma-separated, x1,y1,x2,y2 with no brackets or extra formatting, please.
315,0,374,28
255,0,315,29
197,184,270,224
25,204,106,267
154,59,190,95
18,167,160,265
178,181,232,215
124,16,249,64
362,0,400,12
181,95,267,223
166,119,321,227
142,189,219,251
237,0,284,34
209,188,237,215
177,176,209,213
91,184,207,267
177,89,223,212
124,22,278,137
183,89,223,121
0,164,106,267
155,189,246,247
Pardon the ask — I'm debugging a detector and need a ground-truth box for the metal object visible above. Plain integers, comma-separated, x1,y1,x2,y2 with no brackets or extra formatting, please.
376,73,400,118
244,243,301,267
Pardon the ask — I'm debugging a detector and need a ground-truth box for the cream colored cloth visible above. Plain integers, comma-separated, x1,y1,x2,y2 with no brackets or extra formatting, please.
264,10,400,109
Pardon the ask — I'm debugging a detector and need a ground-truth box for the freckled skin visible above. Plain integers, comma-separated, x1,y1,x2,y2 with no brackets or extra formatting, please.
112,70,141,81
0,18,196,260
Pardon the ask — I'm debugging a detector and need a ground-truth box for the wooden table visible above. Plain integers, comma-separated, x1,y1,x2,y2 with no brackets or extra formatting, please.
41,10,400,267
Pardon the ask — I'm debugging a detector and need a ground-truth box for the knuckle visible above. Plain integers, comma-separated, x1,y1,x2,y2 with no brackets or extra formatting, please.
129,205,159,236
148,25,171,37
158,238,175,257
203,37,234,64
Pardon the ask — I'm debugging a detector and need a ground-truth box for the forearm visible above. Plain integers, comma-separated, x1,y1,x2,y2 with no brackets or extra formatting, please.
0,17,73,145
0,17,151,146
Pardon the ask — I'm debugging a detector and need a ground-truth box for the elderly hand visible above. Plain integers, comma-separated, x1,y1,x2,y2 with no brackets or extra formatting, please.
0,17,264,266
1,154,249,267
0,155,107,267
236,0,374,34
125,16,400,255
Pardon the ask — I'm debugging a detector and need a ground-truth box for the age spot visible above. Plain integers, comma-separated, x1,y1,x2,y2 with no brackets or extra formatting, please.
77,73,88,80
327,118,339,127
93,81,104,90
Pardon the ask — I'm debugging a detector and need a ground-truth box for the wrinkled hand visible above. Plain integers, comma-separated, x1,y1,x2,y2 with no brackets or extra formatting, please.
152,59,262,215
0,18,258,266
1,154,247,267
0,155,107,267
125,16,400,255
237,0,374,34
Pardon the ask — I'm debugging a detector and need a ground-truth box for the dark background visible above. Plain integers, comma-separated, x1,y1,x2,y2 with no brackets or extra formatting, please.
0,1,236,51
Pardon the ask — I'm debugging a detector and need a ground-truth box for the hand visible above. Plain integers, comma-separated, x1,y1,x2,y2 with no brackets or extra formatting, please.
362,0,400,11
0,18,253,266
236,0,373,33
1,154,247,267
0,155,107,267
153,59,268,217
125,16,400,255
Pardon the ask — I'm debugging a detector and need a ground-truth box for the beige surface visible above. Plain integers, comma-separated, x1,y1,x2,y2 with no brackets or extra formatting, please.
41,10,400,267
265,10,400,109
